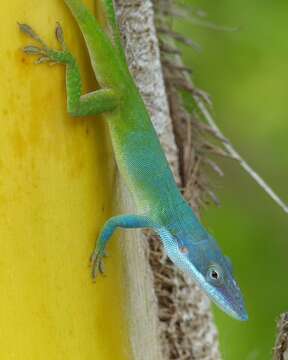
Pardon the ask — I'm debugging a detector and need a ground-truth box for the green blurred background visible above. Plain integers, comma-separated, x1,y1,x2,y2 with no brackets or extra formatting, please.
177,0,288,359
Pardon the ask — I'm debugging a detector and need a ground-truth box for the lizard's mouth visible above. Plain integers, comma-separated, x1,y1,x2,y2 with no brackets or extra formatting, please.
197,273,248,321
208,286,248,321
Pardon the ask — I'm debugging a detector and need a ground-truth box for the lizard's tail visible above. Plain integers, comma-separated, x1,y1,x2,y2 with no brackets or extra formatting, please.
63,0,123,88
64,0,104,39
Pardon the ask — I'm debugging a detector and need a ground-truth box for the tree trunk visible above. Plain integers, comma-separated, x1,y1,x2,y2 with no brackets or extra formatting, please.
115,1,221,359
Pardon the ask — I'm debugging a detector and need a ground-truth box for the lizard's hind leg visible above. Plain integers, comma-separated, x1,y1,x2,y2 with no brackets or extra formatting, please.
18,22,118,117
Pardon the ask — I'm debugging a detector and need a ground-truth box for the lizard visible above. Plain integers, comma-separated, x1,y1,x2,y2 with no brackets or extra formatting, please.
18,0,248,321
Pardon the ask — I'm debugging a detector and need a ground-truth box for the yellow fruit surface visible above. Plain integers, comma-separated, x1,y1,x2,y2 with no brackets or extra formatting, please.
0,1,130,358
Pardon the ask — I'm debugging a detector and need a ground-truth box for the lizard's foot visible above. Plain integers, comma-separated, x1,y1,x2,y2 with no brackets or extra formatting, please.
18,22,73,65
90,248,107,280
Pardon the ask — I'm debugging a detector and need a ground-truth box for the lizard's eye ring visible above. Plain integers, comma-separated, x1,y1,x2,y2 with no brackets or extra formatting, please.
206,264,223,286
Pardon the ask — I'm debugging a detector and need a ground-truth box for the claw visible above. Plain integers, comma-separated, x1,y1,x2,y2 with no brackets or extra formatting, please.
91,249,106,280
18,22,46,46
34,56,51,64
48,61,59,67
23,45,44,55
55,22,65,48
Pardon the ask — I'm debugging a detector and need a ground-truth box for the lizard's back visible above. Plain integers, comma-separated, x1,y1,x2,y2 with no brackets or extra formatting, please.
107,86,182,216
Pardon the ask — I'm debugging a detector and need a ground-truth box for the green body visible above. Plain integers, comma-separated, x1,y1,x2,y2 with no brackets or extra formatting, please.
65,0,182,217
19,0,248,321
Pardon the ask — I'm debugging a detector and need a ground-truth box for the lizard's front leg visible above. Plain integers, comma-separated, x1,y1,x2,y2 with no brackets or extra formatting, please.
18,22,118,117
91,215,154,279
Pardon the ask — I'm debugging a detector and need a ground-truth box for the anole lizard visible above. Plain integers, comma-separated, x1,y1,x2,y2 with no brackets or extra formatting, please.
18,0,248,321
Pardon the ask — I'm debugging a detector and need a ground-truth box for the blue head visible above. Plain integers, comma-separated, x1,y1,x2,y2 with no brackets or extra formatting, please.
157,213,248,321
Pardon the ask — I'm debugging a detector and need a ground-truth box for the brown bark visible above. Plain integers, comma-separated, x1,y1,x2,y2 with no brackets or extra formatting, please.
273,313,288,360
115,1,221,359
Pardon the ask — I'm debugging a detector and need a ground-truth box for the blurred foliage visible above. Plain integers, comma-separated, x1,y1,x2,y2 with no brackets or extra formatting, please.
176,0,288,359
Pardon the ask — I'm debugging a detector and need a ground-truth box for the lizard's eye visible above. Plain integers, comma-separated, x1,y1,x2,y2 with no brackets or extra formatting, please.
206,264,223,286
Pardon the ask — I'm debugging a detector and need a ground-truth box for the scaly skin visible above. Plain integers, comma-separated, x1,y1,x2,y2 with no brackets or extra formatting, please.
19,0,248,321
